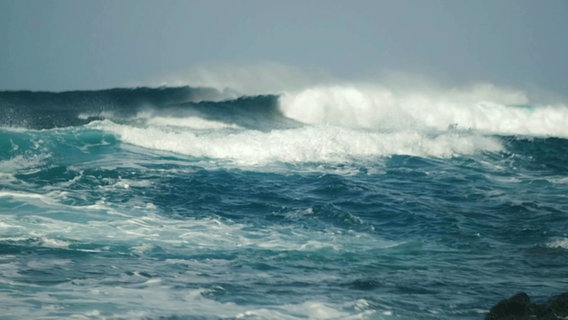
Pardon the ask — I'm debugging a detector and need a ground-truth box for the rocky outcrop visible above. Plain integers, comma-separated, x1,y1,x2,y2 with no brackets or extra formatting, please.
486,292,568,320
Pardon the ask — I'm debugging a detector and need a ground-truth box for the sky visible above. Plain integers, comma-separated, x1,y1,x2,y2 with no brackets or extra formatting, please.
0,0,567,98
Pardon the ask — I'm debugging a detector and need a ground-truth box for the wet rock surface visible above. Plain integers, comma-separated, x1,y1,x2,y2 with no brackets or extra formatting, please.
486,292,568,320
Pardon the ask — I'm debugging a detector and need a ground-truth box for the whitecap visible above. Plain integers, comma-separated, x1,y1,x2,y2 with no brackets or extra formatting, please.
546,238,568,249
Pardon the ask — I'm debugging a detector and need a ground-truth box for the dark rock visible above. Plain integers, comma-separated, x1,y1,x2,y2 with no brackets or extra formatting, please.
486,292,568,320
485,292,535,320
541,292,568,320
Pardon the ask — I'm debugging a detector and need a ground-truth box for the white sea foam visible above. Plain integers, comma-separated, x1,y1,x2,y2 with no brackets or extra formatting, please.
82,81,568,165
1,280,373,320
0,185,391,254
0,191,47,200
548,176,568,185
1,189,398,258
234,300,375,319
91,120,502,166
37,236,71,249
0,197,388,319
0,154,50,174
546,238,568,249
279,84,568,137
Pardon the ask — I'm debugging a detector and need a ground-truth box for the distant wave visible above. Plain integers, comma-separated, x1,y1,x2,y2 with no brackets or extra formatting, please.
0,86,301,131
0,86,228,128
3,84,567,137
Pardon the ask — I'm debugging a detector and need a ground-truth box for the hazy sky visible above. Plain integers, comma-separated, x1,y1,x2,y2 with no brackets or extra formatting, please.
1,0,567,96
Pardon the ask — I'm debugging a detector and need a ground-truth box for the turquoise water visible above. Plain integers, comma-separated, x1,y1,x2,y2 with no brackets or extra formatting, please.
1,87,567,319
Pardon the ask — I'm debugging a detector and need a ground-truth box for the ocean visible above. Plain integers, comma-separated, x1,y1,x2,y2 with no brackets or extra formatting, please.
0,85,567,319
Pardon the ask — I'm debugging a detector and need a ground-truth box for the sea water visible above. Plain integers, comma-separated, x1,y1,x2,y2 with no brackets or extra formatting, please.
0,85,567,319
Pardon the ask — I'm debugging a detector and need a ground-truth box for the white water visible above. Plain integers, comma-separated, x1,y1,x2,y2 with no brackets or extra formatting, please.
79,82,568,166
279,84,568,137
91,120,502,166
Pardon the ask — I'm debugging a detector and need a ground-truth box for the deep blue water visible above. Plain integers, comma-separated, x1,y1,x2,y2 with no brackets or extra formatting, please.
1,87,567,319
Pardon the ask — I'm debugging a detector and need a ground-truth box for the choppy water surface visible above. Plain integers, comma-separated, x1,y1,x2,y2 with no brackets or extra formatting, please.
1,86,567,319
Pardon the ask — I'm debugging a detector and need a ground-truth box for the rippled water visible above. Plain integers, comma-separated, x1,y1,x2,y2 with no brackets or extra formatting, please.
1,86,567,319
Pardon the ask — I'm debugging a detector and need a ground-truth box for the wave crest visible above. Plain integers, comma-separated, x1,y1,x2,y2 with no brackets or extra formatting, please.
279,84,568,137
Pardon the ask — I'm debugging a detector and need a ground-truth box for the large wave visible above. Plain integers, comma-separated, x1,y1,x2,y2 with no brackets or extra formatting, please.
1,84,567,165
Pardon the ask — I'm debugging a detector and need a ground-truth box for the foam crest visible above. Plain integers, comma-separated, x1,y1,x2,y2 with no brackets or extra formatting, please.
0,191,48,200
92,120,502,165
279,84,568,137
547,238,568,249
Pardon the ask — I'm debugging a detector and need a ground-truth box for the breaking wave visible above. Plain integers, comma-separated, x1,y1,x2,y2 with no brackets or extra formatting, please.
1,83,567,165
